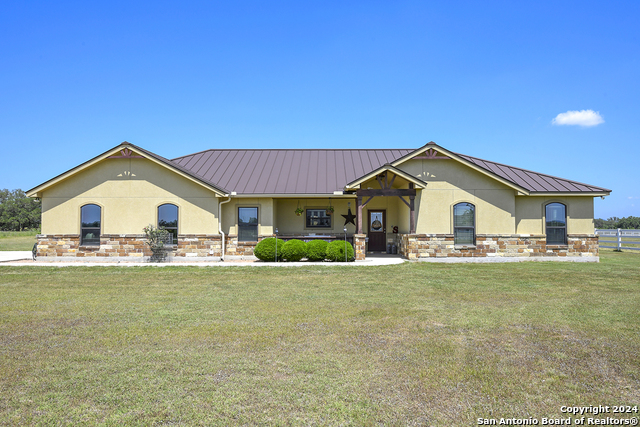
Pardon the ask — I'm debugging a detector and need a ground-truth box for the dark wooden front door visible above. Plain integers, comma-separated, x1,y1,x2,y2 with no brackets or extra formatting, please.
367,210,386,252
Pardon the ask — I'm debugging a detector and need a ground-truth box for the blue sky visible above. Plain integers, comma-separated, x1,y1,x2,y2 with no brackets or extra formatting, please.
1,1,638,218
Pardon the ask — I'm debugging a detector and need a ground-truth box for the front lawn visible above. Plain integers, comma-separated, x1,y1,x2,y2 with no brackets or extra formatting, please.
0,230,38,251
1,251,638,425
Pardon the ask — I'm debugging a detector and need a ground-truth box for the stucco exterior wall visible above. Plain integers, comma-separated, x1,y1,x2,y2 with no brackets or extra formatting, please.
40,158,220,235
398,159,516,234
222,198,275,236
273,198,358,235
515,196,595,234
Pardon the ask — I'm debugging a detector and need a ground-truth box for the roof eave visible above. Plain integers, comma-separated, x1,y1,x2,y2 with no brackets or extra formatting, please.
526,191,612,197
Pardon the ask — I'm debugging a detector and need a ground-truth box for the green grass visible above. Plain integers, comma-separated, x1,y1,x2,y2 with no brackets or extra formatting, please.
599,235,640,250
1,251,639,425
0,230,38,251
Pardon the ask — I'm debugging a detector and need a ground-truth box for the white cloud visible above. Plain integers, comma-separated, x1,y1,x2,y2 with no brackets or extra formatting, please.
552,110,604,127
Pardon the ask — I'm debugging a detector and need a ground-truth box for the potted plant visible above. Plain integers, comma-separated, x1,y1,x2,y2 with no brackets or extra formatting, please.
326,206,334,215
295,207,304,216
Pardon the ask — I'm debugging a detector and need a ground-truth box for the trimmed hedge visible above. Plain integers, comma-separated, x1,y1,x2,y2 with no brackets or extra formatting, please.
253,237,285,262
306,240,328,261
282,239,307,262
325,240,355,262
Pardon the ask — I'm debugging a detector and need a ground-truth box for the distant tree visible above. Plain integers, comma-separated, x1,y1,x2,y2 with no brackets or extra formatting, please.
617,216,640,229
594,218,607,228
595,216,640,229
0,189,41,231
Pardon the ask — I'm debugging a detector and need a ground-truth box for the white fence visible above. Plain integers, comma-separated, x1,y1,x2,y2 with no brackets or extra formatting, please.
595,229,640,251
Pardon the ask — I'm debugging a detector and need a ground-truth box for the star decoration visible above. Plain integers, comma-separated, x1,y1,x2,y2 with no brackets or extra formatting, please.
342,208,356,226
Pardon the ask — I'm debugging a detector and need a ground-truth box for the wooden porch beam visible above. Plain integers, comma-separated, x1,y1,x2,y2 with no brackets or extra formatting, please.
357,189,416,197
388,173,396,189
397,196,410,208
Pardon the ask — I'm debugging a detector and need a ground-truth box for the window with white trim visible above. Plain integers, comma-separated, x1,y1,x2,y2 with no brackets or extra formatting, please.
81,204,101,246
453,203,475,245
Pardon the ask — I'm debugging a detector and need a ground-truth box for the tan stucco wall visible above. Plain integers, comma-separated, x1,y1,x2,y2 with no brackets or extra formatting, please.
397,160,516,234
41,158,220,235
222,198,276,236
39,153,597,240
273,198,358,235
516,196,594,234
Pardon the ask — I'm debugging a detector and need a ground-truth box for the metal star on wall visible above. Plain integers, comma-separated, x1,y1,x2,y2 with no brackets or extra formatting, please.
342,208,356,226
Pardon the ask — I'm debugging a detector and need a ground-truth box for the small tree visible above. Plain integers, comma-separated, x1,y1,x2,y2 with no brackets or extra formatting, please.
143,224,170,262
0,189,41,231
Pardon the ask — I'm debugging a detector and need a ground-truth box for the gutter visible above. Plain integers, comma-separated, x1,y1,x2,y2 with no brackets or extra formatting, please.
218,195,232,261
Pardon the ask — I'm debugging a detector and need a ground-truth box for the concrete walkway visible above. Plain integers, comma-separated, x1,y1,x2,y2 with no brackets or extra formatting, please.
0,252,405,267
0,251,32,262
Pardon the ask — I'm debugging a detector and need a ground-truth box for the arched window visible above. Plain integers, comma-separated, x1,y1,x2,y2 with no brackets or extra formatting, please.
81,204,101,246
158,204,178,243
545,203,567,245
454,203,475,245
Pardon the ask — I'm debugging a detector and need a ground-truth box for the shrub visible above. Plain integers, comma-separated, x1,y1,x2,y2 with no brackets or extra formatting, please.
282,239,307,261
253,237,285,262
325,240,354,262
306,239,328,261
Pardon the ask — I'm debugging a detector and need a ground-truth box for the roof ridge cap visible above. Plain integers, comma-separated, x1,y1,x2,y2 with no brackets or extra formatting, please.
172,148,416,160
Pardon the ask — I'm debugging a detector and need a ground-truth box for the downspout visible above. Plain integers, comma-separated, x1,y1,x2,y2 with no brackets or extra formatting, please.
218,195,232,261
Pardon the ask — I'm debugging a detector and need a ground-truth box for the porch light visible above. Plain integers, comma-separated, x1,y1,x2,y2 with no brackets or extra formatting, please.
344,227,347,262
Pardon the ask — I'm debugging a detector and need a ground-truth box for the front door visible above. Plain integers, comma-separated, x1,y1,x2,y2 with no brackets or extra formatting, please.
368,210,386,252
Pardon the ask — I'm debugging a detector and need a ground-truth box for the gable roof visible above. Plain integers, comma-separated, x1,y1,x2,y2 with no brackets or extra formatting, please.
344,164,428,190
390,142,611,196
28,141,611,198
27,142,229,198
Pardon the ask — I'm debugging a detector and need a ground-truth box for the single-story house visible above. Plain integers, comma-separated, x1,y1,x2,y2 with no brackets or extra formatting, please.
27,141,611,261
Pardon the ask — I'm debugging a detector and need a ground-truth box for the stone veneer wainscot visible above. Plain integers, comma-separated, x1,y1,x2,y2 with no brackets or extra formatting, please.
398,234,599,260
36,234,222,258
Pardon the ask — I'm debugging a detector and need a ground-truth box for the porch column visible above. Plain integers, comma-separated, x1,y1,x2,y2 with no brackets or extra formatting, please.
410,195,415,234
409,183,415,234
357,196,363,234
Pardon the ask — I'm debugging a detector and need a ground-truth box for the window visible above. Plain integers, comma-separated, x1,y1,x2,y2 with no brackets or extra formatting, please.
238,207,258,241
454,203,475,245
306,209,332,228
158,204,178,244
545,203,567,245
80,204,101,246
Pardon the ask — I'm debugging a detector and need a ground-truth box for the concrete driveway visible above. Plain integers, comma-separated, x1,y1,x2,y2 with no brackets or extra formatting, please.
0,251,33,262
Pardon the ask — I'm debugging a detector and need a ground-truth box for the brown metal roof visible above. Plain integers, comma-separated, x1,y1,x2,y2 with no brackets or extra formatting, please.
169,146,611,195
171,149,413,194
455,152,611,193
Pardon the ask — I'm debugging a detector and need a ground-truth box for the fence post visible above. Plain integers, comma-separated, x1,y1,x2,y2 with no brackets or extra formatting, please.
617,228,622,251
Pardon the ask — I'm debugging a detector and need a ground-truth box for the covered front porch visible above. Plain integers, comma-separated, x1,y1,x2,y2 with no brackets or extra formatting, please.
270,168,423,260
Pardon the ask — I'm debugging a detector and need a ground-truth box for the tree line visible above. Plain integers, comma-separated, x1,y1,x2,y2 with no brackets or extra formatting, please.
0,189,41,231
594,216,640,230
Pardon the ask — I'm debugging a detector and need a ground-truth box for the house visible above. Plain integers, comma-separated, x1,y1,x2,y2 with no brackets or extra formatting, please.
27,141,610,262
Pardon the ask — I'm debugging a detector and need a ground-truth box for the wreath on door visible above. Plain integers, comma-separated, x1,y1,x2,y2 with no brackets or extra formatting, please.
371,219,382,230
